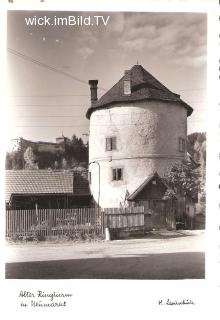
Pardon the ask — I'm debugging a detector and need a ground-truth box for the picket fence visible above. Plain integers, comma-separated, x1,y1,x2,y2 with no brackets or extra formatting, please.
6,208,104,239
5,206,146,240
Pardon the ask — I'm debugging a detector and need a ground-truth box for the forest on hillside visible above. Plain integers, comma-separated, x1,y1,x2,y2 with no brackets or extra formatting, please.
187,132,206,214
187,132,206,165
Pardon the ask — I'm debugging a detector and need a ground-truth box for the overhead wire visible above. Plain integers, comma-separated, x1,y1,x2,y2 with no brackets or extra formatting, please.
15,119,205,128
7,47,106,91
8,94,90,98
7,48,206,132
8,104,88,107
8,89,205,99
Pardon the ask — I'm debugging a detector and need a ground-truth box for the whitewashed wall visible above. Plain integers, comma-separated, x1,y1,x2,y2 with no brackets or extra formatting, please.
89,100,187,208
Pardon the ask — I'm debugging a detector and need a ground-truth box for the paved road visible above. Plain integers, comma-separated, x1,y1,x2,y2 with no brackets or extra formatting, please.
5,230,205,279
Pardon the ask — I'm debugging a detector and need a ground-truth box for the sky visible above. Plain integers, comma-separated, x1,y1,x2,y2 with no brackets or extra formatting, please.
7,11,207,144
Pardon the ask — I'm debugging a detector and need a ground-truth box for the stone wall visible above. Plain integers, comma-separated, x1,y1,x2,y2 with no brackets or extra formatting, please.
89,100,187,208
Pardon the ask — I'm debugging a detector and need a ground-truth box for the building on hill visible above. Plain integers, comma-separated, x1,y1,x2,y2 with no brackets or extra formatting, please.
56,135,68,145
8,137,67,154
86,64,195,229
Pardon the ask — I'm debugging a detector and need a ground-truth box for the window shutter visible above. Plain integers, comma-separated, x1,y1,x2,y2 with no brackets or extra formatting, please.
112,168,117,180
179,137,185,152
118,168,122,180
182,139,185,152
112,137,116,150
106,138,111,151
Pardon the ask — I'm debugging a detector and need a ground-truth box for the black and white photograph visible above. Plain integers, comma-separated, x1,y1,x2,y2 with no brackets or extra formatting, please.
5,9,207,280
1,0,219,318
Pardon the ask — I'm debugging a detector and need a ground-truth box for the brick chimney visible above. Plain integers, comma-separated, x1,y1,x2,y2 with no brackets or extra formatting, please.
88,80,98,105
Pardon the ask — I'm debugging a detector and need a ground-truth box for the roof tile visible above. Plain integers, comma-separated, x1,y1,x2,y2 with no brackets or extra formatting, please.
5,170,75,202
86,64,193,119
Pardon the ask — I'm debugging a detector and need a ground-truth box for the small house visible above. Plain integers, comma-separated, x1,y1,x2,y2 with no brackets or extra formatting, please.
5,170,92,210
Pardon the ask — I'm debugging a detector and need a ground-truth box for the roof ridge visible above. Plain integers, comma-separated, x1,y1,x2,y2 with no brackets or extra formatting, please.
86,64,193,119
131,64,176,94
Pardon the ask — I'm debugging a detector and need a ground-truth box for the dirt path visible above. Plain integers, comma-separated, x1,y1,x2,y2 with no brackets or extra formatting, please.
5,230,205,279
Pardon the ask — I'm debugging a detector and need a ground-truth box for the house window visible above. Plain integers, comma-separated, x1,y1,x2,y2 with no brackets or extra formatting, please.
179,137,186,153
106,137,117,151
123,80,131,95
112,168,123,181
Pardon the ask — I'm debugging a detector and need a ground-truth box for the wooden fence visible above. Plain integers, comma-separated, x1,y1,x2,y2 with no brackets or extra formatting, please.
6,208,104,240
7,204,179,240
104,206,145,215
104,206,145,229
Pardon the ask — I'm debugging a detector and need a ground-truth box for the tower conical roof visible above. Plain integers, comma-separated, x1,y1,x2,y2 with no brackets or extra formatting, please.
86,64,193,119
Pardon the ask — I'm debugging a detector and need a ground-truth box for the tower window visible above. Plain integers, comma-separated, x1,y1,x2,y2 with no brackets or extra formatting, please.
179,137,186,153
123,80,131,95
106,137,117,151
112,168,123,181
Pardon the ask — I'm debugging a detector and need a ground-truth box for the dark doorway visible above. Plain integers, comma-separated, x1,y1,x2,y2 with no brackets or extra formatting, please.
150,200,167,229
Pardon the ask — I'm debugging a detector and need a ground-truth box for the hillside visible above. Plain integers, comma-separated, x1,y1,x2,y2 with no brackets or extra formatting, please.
6,134,88,170
6,132,206,174
187,132,206,215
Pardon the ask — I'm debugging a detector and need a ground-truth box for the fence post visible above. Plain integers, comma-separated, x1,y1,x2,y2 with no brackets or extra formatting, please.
104,210,111,241
105,227,111,241
48,204,52,240
35,203,39,224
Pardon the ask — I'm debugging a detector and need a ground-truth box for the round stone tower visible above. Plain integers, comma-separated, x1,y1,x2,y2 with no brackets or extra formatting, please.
86,65,193,208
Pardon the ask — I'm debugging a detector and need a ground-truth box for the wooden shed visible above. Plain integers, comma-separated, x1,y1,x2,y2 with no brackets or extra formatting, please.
127,172,176,230
5,170,92,210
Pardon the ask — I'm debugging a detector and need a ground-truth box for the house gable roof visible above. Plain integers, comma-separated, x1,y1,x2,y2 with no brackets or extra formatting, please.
5,170,90,203
86,64,193,119
127,172,170,201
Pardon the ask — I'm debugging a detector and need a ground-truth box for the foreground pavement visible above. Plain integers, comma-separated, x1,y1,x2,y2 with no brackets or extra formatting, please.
5,230,205,279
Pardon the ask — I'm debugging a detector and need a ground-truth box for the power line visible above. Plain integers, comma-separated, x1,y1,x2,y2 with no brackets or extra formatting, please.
7,48,206,100
8,48,107,91
182,101,206,104
8,89,203,102
7,48,206,96
8,89,206,98
15,120,205,128
13,110,207,118
15,125,89,128
11,109,207,120
9,104,88,107
176,88,206,91
8,102,206,108
14,115,86,118
8,94,90,98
